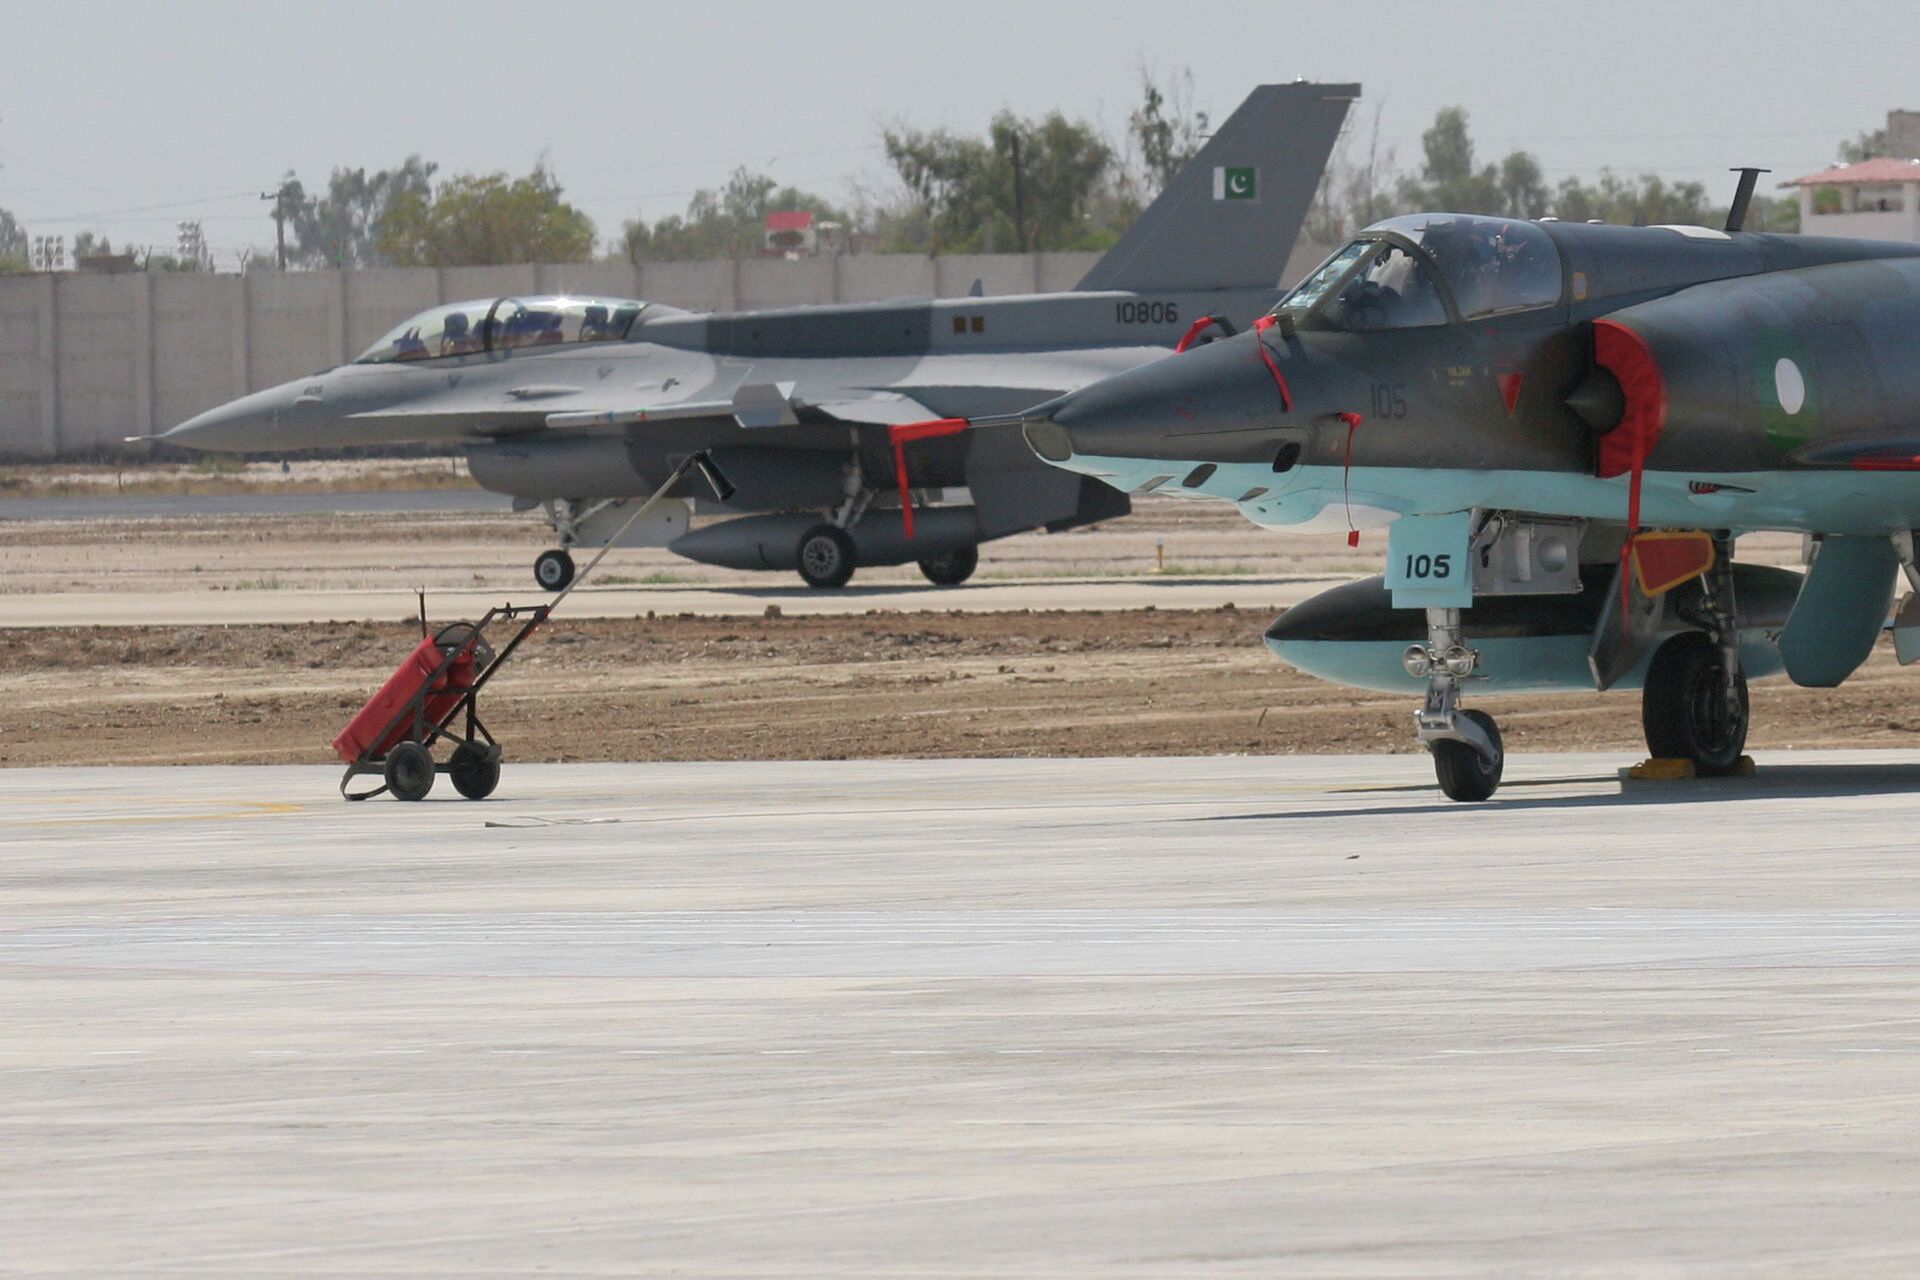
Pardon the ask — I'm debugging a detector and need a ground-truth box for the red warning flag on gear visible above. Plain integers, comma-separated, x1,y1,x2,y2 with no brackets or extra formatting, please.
1631,530,1717,597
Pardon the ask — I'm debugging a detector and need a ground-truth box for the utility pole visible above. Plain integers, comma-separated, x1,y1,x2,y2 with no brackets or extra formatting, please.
1008,131,1030,254
261,181,294,270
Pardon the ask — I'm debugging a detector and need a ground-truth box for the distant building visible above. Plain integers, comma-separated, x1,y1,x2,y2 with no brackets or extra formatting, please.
1782,110,1920,241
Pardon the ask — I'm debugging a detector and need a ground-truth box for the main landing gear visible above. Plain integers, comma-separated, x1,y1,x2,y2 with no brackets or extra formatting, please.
917,545,979,587
1407,608,1505,802
1641,549,1750,775
797,523,857,589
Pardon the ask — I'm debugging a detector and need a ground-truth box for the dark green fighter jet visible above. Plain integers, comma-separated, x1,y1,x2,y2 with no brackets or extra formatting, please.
956,172,1920,799
161,82,1356,591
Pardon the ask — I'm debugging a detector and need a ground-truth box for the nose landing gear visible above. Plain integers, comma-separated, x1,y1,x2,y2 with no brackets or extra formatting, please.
1408,607,1505,802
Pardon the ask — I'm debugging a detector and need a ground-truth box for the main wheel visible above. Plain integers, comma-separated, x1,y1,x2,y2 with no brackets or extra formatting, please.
1642,631,1749,775
535,548,576,592
449,742,501,800
384,740,436,802
918,545,979,586
796,524,856,589
1432,709,1504,802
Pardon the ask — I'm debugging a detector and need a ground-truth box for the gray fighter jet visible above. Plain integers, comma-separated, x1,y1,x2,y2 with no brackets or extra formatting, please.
162,82,1356,590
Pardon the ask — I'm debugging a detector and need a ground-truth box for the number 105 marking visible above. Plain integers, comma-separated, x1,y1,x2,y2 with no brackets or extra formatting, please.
1404,553,1453,579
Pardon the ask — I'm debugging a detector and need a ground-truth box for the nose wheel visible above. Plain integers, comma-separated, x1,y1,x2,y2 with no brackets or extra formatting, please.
534,549,576,592
1430,709,1505,802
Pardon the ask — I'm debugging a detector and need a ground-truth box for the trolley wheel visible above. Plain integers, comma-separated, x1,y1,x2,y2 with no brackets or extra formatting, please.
384,741,436,801
450,743,502,801
797,524,856,589
918,545,979,586
535,548,576,592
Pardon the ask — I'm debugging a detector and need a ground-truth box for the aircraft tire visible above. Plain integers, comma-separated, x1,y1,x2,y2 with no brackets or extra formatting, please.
1642,632,1749,775
918,545,979,586
1432,710,1503,802
449,743,501,801
535,549,576,592
797,524,856,589
384,741,436,802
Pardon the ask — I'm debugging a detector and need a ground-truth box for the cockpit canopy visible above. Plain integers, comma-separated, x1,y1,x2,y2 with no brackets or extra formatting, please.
356,296,651,364
1275,214,1564,332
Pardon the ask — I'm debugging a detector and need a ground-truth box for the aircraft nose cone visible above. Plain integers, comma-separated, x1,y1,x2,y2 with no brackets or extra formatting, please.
160,385,292,451
1045,332,1282,461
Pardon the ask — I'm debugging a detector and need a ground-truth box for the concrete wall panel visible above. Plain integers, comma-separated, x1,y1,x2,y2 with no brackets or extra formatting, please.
151,274,242,433
1037,253,1101,292
343,269,440,360
442,265,537,302
837,256,937,302
935,254,1038,298
637,261,735,313
736,257,836,310
0,279,47,451
534,262,642,298
54,275,139,451
245,272,336,392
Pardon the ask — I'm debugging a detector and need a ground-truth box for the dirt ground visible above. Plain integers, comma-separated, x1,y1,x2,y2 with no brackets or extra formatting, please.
3,609,1917,770
0,490,1906,769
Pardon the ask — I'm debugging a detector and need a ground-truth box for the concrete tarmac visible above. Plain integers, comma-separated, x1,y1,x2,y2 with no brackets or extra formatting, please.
7,753,1920,1275
1,574,1339,628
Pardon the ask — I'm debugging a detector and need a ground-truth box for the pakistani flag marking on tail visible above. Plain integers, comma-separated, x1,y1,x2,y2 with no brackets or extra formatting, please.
1213,166,1258,201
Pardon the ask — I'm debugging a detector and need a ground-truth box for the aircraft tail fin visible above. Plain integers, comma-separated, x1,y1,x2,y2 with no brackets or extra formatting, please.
1075,81,1358,295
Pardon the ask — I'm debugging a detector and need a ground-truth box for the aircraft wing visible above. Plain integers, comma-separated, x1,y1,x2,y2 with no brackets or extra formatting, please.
347,382,941,435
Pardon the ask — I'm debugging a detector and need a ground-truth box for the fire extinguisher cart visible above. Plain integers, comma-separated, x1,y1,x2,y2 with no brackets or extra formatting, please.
335,605,550,802
330,449,733,803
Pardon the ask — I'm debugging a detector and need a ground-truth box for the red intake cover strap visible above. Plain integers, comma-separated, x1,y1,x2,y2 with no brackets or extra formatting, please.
1592,319,1667,480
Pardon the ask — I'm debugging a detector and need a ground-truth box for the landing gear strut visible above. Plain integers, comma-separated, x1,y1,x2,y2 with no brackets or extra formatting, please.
1408,607,1505,802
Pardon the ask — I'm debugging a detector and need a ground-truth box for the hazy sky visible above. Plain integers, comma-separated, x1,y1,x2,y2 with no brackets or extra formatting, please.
2,0,1914,263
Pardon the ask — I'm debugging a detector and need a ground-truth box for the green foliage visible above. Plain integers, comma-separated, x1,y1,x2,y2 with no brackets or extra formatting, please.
1129,68,1209,199
286,157,437,268
1396,108,1548,218
1840,128,1889,163
1552,170,1713,225
0,208,27,262
72,230,111,259
0,208,27,273
883,109,1114,253
377,164,596,267
622,168,849,262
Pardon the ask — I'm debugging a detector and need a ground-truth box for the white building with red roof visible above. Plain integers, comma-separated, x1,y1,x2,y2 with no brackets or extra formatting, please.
1783,148,1920,241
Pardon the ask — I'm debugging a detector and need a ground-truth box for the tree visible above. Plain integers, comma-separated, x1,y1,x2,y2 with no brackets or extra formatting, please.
1839,127,1889,163
1307,101,1401,243
377,164,595,267
287,156,436,268
622,167,849,262
1128,68,1209,200
883,109,1114,253
1396,107,1510,215
1551,170,1713,226
0,208,27,271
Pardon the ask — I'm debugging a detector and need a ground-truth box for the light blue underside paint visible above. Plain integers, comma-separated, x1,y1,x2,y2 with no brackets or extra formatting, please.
1777,534,1899,687
1268,634,1788,696
1067,455,1920,536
